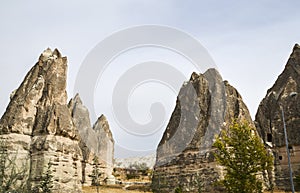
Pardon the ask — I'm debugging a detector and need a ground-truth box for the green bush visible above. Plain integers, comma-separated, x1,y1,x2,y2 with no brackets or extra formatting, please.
174,186,183,193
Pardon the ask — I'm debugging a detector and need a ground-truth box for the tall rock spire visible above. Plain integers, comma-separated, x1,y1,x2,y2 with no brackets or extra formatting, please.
255,44,300,190
68,94,115,186
152,68,253,192
0,48,82,192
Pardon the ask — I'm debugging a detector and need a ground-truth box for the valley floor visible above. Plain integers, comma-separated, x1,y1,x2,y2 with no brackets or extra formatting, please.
83,186,299,193
82,185,152,193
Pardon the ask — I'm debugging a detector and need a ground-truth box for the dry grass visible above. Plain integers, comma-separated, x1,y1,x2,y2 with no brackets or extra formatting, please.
83,186,299,193
82,185,152,193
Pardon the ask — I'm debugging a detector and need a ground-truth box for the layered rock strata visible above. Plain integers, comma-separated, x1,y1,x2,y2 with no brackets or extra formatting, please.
255,44,300,190
152,69,253,193
68,95,114,186
0,48,82,192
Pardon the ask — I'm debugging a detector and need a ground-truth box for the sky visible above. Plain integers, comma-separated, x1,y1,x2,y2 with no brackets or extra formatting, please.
1,1,300,158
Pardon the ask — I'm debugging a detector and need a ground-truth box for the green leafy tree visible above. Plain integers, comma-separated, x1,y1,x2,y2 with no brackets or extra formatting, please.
38,161,53,193
213,121,273,193
295,173,300,190
0,138,29,193
89,156,102,193
174,185,183,193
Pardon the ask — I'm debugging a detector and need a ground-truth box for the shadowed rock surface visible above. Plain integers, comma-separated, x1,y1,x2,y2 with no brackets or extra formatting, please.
255,44,300,190
68,94,114,186
152,69,253,193
0,48,82,192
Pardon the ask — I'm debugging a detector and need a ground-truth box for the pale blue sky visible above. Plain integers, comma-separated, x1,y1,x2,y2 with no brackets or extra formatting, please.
1,1,300,158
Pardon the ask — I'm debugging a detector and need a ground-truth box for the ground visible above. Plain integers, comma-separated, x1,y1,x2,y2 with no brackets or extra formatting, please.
82,185,152,193
83,186,299,193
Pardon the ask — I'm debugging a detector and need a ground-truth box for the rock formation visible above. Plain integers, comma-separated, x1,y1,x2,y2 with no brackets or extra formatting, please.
255,44,300,190
152,69,253,193
68,94,114,186
92,115,114,179
0,48,82,192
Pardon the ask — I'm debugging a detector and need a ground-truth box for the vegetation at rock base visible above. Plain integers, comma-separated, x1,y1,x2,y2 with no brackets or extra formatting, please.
126,162,150,180
296,172,300,190
35,161,54,193
174,186,183,193
89,156,103,193
213,121,273,193
0,138,29,193
192,172,204,193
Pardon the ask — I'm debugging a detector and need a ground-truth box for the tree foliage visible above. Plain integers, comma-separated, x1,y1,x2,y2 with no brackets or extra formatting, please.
174,186,183,193
213,121,273,193
295,172,300,190
0,138,29,193
38,161,54,193
89,156,102,193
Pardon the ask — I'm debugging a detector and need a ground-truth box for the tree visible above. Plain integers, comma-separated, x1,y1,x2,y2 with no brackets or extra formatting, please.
0,137,29,193
38,161,53,193
174,186,183,193
213,121,273,193
295,173,300,190
89,156,102,193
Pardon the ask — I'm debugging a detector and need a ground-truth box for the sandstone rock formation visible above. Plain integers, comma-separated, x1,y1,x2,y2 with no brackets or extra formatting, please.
0,48,82,192
92,115,114,179
255,44,300,190
68,94,114,186
152,69,253,193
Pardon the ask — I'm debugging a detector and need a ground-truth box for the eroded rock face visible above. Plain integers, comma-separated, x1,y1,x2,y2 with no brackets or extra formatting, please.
0,48,82,192
93,115,114,179
255,44,300,190
68,94,114,186
152,69,253,193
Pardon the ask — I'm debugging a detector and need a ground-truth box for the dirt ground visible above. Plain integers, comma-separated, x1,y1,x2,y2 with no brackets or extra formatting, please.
83,186,299,193
82,185,152,193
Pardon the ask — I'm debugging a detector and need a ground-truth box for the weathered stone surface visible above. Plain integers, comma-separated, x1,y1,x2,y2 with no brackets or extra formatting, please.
255,44,300,190
68,94,114,185
152,69,253,193
92,115,114,180
0,48,82,192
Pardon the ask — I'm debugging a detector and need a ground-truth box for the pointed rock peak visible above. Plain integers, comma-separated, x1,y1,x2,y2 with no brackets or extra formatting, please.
93,114,113,139
73,93,83,104
39,47,64,61
96,114,108,125
224,80,242,99
99,114,106,119
293,43,300,51
189,68,222,81
290,43,300,59
269,44,300,93
189,68,223,83
203,68,223,80
189,72,200,81
53,48,62,58
1,48,69,134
